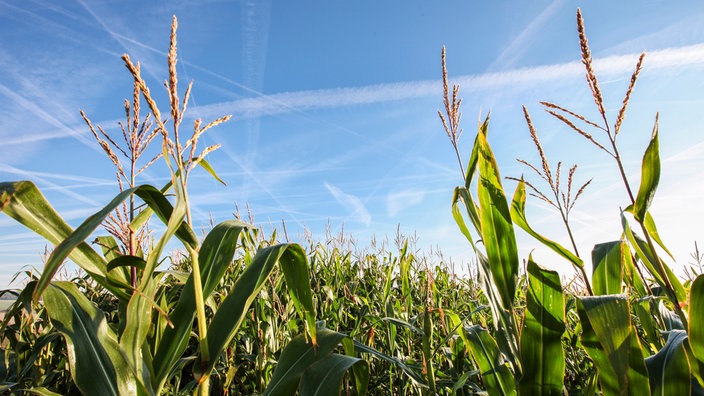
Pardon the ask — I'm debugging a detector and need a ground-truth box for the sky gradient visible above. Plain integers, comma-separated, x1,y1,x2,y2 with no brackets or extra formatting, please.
2,1,704,287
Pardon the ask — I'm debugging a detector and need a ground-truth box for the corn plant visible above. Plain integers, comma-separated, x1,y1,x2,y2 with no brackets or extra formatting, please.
0,16,383,396
443,8,704,396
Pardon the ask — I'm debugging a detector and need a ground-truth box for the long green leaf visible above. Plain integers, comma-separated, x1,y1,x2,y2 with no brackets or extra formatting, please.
475,251,521,375
577,295,650,395
645,330,693,395
591,241,626,295
299,354,369,396
0,181,128,300
32,184,197,301
519,258,565,395
633,116,660,222
203,243,315,379
464,116,489,188
264,327,348,396
464,325,517,396
279,244,318,347
643,211,674,259
452,186,480,249
690,275,704,388
621,213,686,305
476,130,518,311
151,220,246,390
510,180,583,268
43,282,150,395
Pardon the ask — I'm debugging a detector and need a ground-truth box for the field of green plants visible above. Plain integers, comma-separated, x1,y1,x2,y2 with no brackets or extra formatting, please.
1,9,703,395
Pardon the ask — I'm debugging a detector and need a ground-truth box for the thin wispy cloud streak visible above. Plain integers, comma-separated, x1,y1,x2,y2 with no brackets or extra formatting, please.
0,163,101,207
196,43,704,120
0,82,96,150
324,183,372,226
487,0,565,71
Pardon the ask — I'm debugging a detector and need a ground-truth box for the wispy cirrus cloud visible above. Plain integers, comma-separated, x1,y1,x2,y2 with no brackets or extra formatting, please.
324,183,371,226
487,0,566,71
387,189,425,218
193,43,704,121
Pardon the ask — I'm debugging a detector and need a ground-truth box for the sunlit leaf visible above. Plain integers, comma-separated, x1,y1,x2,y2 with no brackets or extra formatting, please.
645,330,693,395
511,180,583,268
0,181,129,300
591,241,626,295
519,258,565,395
476,130,518,311
43,282,151,395
464,325,517,396
577,295,650,395
633,117,660,222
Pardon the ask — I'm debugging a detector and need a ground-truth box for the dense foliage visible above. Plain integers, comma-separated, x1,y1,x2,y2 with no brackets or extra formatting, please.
1,9,704,396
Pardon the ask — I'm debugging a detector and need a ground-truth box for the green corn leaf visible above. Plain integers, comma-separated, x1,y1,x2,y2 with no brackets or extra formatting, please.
464,115,490,189
621,213,687,305
94,235,123,261
645,330,693,395
198,158,226,186
451,186,480,249
203,243,316,379
510,179,583,268
475,251,522,376
476,129,518,311
43,281,151,396
623,248,648,298
634,298,663,354
151,220,246,390
690,275,704,387
299,353,369,396
95,235,134,292
32,184,197,302
463,325,517,396
591,241,626,295
120,276,160,389
106,255,147,272
0,181,129,301
643,211,674,259
519,258,565,396
577,295,650,395
133,184,197,251
264,327,349,396
633,116,660,222
352,340,428,387
278,243,318,347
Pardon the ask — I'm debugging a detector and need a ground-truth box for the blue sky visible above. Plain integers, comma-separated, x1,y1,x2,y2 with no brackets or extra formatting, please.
2,1,704,287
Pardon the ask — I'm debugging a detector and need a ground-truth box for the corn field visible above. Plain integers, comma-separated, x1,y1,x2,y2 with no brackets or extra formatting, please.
1,9,703,396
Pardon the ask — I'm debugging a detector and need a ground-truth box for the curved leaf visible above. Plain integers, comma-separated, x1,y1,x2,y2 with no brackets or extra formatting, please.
476,130,518,310
264,328,348,396
464,325,516,396
519,258,565,395
43,282,149,395
690,275,704,387
645,330,693,395
0,181,128,300
33,184,197,301
591,241,626,295
299,354,369,396
577,295,650,395
633,116,659,222
198,158,226,186
202,243,315,378
510,180,583,268
152,220,246,390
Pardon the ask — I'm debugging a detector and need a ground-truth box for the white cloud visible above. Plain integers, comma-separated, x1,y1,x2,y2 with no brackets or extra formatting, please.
387,189,425,217
324,183,371,226
191,43,704,121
